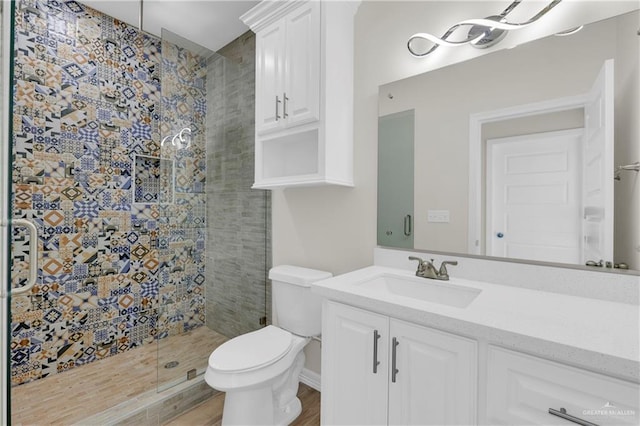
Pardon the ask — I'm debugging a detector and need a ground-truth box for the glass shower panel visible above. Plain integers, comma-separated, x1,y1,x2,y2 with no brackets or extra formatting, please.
155,29,214,390
206,36,271,339
157,28,270,391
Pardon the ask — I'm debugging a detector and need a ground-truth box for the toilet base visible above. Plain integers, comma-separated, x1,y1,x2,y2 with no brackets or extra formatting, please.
277,396,302,425
219,347,307,425
222,386,275,425
220,390,302,426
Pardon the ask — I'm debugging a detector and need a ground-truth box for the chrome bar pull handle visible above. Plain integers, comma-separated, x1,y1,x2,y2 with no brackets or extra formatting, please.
283,92,289,118
275,95,281,120
5,219,39,296
372,329,381,373
391,337,399,383
548,408,599,426
404,214,412,236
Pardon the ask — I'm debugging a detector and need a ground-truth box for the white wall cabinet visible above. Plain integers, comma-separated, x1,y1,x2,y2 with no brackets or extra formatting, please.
254,2,320,135
321,301,477,425
242,0,359,189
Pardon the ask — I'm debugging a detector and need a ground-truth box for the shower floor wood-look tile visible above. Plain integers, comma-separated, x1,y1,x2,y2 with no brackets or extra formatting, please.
11,327,227,426
163,383,321,426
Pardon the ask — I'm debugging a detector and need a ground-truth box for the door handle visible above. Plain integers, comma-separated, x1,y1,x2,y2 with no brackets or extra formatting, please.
1,219,39,297
283,92,289,118
548,408,599,426
391,337,399,383
275,95,281,120
372,329,381,373
404,214,412,236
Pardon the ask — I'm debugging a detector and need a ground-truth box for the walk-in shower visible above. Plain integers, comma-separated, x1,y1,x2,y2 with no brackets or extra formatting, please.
1,0,268,423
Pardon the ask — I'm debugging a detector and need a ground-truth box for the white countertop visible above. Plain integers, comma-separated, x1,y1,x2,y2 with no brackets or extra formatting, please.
312,265,640,380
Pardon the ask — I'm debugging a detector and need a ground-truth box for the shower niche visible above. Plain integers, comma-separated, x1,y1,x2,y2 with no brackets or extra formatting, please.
133,154,175,204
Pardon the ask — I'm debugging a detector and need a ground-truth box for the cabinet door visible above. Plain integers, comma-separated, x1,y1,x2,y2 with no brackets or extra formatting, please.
486,346,640,425
255,20,285,135
388,320,477,425
322,301,389,425
283,0,320,128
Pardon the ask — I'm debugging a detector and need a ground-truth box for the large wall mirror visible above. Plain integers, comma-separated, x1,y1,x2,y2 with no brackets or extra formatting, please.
378,9,639,273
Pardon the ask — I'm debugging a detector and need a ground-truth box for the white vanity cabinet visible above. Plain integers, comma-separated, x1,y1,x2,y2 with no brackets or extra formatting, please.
486,346,640,426
241,0,359,189
321,301,477,425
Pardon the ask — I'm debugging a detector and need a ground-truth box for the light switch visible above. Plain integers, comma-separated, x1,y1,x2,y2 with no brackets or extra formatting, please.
427,210,450,223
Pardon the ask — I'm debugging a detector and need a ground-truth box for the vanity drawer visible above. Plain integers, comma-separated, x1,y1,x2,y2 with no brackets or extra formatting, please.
486,346,639,425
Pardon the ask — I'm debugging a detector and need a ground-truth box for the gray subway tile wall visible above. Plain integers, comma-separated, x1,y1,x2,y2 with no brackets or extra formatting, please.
206,31,272,338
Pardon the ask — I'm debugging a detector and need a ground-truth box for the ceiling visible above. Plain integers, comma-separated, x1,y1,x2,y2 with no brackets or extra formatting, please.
79,0,260,52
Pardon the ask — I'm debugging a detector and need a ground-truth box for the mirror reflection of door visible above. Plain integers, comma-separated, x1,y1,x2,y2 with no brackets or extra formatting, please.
484,60,614,265
582,59,614,266
378,110,414,248
486,130,583,263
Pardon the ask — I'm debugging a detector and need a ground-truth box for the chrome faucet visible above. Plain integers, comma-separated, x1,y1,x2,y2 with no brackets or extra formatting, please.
409,256,458,281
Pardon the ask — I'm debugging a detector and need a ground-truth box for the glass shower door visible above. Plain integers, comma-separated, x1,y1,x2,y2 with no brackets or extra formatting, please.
156,28,270,390
1,0,10,422
153,29,215,390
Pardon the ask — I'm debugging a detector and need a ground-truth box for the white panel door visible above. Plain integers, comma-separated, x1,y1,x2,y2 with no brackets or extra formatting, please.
582,59,614,265
487,129,583,264
321,301,389,425
284,0,320,128
255,20,285,135
388,320,477,425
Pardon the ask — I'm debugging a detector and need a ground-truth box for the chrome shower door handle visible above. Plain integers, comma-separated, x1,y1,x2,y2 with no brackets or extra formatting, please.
372,329,381,373
3,219,39,297
404,214,412,236
391,337,399,383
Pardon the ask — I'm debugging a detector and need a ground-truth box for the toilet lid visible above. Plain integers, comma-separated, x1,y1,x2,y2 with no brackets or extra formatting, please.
208,325,293,373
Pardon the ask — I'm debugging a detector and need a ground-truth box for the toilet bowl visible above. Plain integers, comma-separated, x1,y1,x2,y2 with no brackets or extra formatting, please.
204,265,332,425
205,326,309,425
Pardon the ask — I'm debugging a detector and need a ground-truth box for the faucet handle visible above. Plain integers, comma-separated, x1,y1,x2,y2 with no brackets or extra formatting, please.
438,260,458,280
408,256,425,276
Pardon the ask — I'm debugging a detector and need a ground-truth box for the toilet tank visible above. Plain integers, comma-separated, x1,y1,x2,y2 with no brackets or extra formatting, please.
269,265,332,337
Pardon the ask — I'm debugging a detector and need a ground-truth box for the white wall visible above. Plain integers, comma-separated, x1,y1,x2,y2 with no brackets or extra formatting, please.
272,0,638,375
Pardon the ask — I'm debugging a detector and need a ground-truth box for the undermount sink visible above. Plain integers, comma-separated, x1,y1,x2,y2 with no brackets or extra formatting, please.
354,273,481,308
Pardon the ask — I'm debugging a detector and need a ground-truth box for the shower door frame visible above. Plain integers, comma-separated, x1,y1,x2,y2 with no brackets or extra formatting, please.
1,0,12,422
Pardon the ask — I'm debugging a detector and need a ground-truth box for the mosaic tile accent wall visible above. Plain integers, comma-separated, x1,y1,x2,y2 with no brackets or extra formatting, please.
206,32,272,338
9,0,207,386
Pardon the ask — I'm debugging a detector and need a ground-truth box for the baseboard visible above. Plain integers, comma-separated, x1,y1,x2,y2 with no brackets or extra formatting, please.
299,368,321,391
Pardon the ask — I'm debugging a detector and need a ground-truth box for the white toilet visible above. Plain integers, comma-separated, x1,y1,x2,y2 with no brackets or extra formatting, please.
204,265,332,425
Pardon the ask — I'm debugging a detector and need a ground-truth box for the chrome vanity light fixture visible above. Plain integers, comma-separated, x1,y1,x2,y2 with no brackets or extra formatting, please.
407,0,563,57
554,25,583,37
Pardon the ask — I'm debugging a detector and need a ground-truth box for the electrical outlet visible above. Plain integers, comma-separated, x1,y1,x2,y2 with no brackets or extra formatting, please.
427,210,450,223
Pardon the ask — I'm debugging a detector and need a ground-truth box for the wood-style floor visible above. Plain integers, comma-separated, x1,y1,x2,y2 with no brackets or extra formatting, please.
11,327,227,425
163,383,321,426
